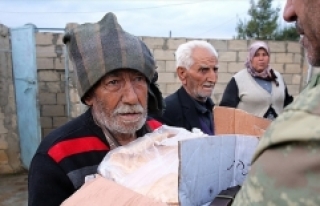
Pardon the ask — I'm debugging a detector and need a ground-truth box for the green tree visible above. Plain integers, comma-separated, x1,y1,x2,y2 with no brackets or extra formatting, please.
274,26,300,41
236,0,280,40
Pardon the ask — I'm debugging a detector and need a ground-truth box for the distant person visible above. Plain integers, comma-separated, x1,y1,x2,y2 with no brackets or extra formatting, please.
220,41,293,120
233,1,320,205
152,40,218,135
28,12,164,206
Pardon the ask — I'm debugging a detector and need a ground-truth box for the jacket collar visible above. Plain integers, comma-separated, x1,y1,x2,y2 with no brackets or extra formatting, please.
177,86,215,129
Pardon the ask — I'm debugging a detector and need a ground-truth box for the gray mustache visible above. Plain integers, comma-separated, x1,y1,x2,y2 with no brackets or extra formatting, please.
114,104,144,114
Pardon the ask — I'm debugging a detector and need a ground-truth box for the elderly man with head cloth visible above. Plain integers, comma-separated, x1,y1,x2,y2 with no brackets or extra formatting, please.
28,12,164,206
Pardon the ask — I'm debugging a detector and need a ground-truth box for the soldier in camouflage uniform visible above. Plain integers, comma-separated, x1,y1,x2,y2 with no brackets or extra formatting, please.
233,0,320,205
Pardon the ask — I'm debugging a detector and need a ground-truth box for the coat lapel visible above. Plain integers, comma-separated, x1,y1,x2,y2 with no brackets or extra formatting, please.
177,87,202,130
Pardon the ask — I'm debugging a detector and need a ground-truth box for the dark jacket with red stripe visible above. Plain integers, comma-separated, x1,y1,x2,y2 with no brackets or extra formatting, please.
28,108,162,206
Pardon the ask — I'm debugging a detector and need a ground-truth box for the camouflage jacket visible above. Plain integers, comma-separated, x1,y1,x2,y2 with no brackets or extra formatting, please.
232,73,320,205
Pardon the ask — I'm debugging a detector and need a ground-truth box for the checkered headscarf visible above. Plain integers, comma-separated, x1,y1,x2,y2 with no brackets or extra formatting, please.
63,12,164,115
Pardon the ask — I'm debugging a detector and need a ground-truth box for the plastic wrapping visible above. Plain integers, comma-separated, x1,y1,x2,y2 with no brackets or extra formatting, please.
97,125,207,204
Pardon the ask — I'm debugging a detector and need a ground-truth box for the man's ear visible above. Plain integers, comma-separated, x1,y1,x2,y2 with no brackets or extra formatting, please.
177,66,187,84
84,94,94,106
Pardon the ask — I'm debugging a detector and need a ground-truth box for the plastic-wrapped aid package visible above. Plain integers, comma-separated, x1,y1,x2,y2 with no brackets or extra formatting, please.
97,125,207,204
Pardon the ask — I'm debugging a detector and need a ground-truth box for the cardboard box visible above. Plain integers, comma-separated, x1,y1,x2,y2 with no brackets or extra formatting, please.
213,106,271,137
61,175,167,206
61,134,259,206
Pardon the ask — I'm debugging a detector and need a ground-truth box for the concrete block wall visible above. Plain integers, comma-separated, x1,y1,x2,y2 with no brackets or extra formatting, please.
0,25,23,174
41,36,307,120
0,30,309,174
36,32,69,137
143,37,306,103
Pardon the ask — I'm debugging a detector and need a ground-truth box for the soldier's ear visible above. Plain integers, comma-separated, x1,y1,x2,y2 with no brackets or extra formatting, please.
177,66,187,84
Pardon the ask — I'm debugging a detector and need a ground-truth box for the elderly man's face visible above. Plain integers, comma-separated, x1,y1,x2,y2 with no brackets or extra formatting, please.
283,0,320,66
178,47,218,102
86,69,148,134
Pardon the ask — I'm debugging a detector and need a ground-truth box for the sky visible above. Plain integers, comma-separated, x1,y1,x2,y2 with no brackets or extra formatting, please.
0,0,290,39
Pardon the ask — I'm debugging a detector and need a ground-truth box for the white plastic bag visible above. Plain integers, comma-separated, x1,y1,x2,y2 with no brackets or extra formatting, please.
97,125,207,203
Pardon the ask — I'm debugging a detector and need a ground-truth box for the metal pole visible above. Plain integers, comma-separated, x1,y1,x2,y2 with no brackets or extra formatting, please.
64,45,71,120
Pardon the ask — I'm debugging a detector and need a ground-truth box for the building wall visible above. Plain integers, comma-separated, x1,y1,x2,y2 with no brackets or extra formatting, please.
0,30,310,174
36,34,310,140
0,25,22,174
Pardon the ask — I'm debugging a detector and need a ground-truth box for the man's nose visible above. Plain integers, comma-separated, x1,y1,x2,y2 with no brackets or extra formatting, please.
121,81,139,104
283,0,297,22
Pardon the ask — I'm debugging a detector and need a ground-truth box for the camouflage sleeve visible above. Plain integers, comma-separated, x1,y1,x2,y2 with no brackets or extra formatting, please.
232,142,320,206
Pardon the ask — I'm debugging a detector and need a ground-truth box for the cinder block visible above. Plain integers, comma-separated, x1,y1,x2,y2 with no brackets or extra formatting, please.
282,74,293,84
56,34,64,45
228,62,244,73
38,82,48,93
46,82,64,93
36,45,57,58
53,117,68,127
267,41,286,52
0,150,8,164
285,64,302,74
57,93,66,105
167,38,187,50
39,93,57,105
37,58,54,70
217,62,228,73
55,57,65,70
293,53,303,64
153,49,175,60
214,83,227,94
287,42,302,53
0,137,8,150
218,73,233,83
155,60,166,72
270,54,276,63
42,128,54,137
0,164,13,174
287,84,301,95
165,61,176,72
213,93,223,104
238,52,247,62
36,33,53,45
208,40,228,51
292,74,302,85
40,117,53,129
69,88,80,103
42,105,65,117
166,83,182,94
0,124,8,134
142,37,165,50
0,24,9,37
38,70,60,81
228,40,248,51
157,72,176,83
272,64,285,73
275,53,293,63
218,52,237,62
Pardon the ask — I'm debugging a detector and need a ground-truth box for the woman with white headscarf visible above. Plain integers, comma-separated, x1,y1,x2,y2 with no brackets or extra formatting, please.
220,41,293,120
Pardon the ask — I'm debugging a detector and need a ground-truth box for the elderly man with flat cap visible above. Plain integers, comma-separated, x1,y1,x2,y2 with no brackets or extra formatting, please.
28,12,164,206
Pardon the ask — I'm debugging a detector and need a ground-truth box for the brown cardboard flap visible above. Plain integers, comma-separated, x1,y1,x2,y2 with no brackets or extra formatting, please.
214,106,271,137
61,176,168,206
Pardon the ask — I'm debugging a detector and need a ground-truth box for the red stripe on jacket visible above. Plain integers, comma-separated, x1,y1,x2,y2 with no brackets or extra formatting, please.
48,137,109,163
48,120,162,163
147,119,162,130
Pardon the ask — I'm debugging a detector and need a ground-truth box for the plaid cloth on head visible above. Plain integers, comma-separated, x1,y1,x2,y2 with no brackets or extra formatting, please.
63,12,165,115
